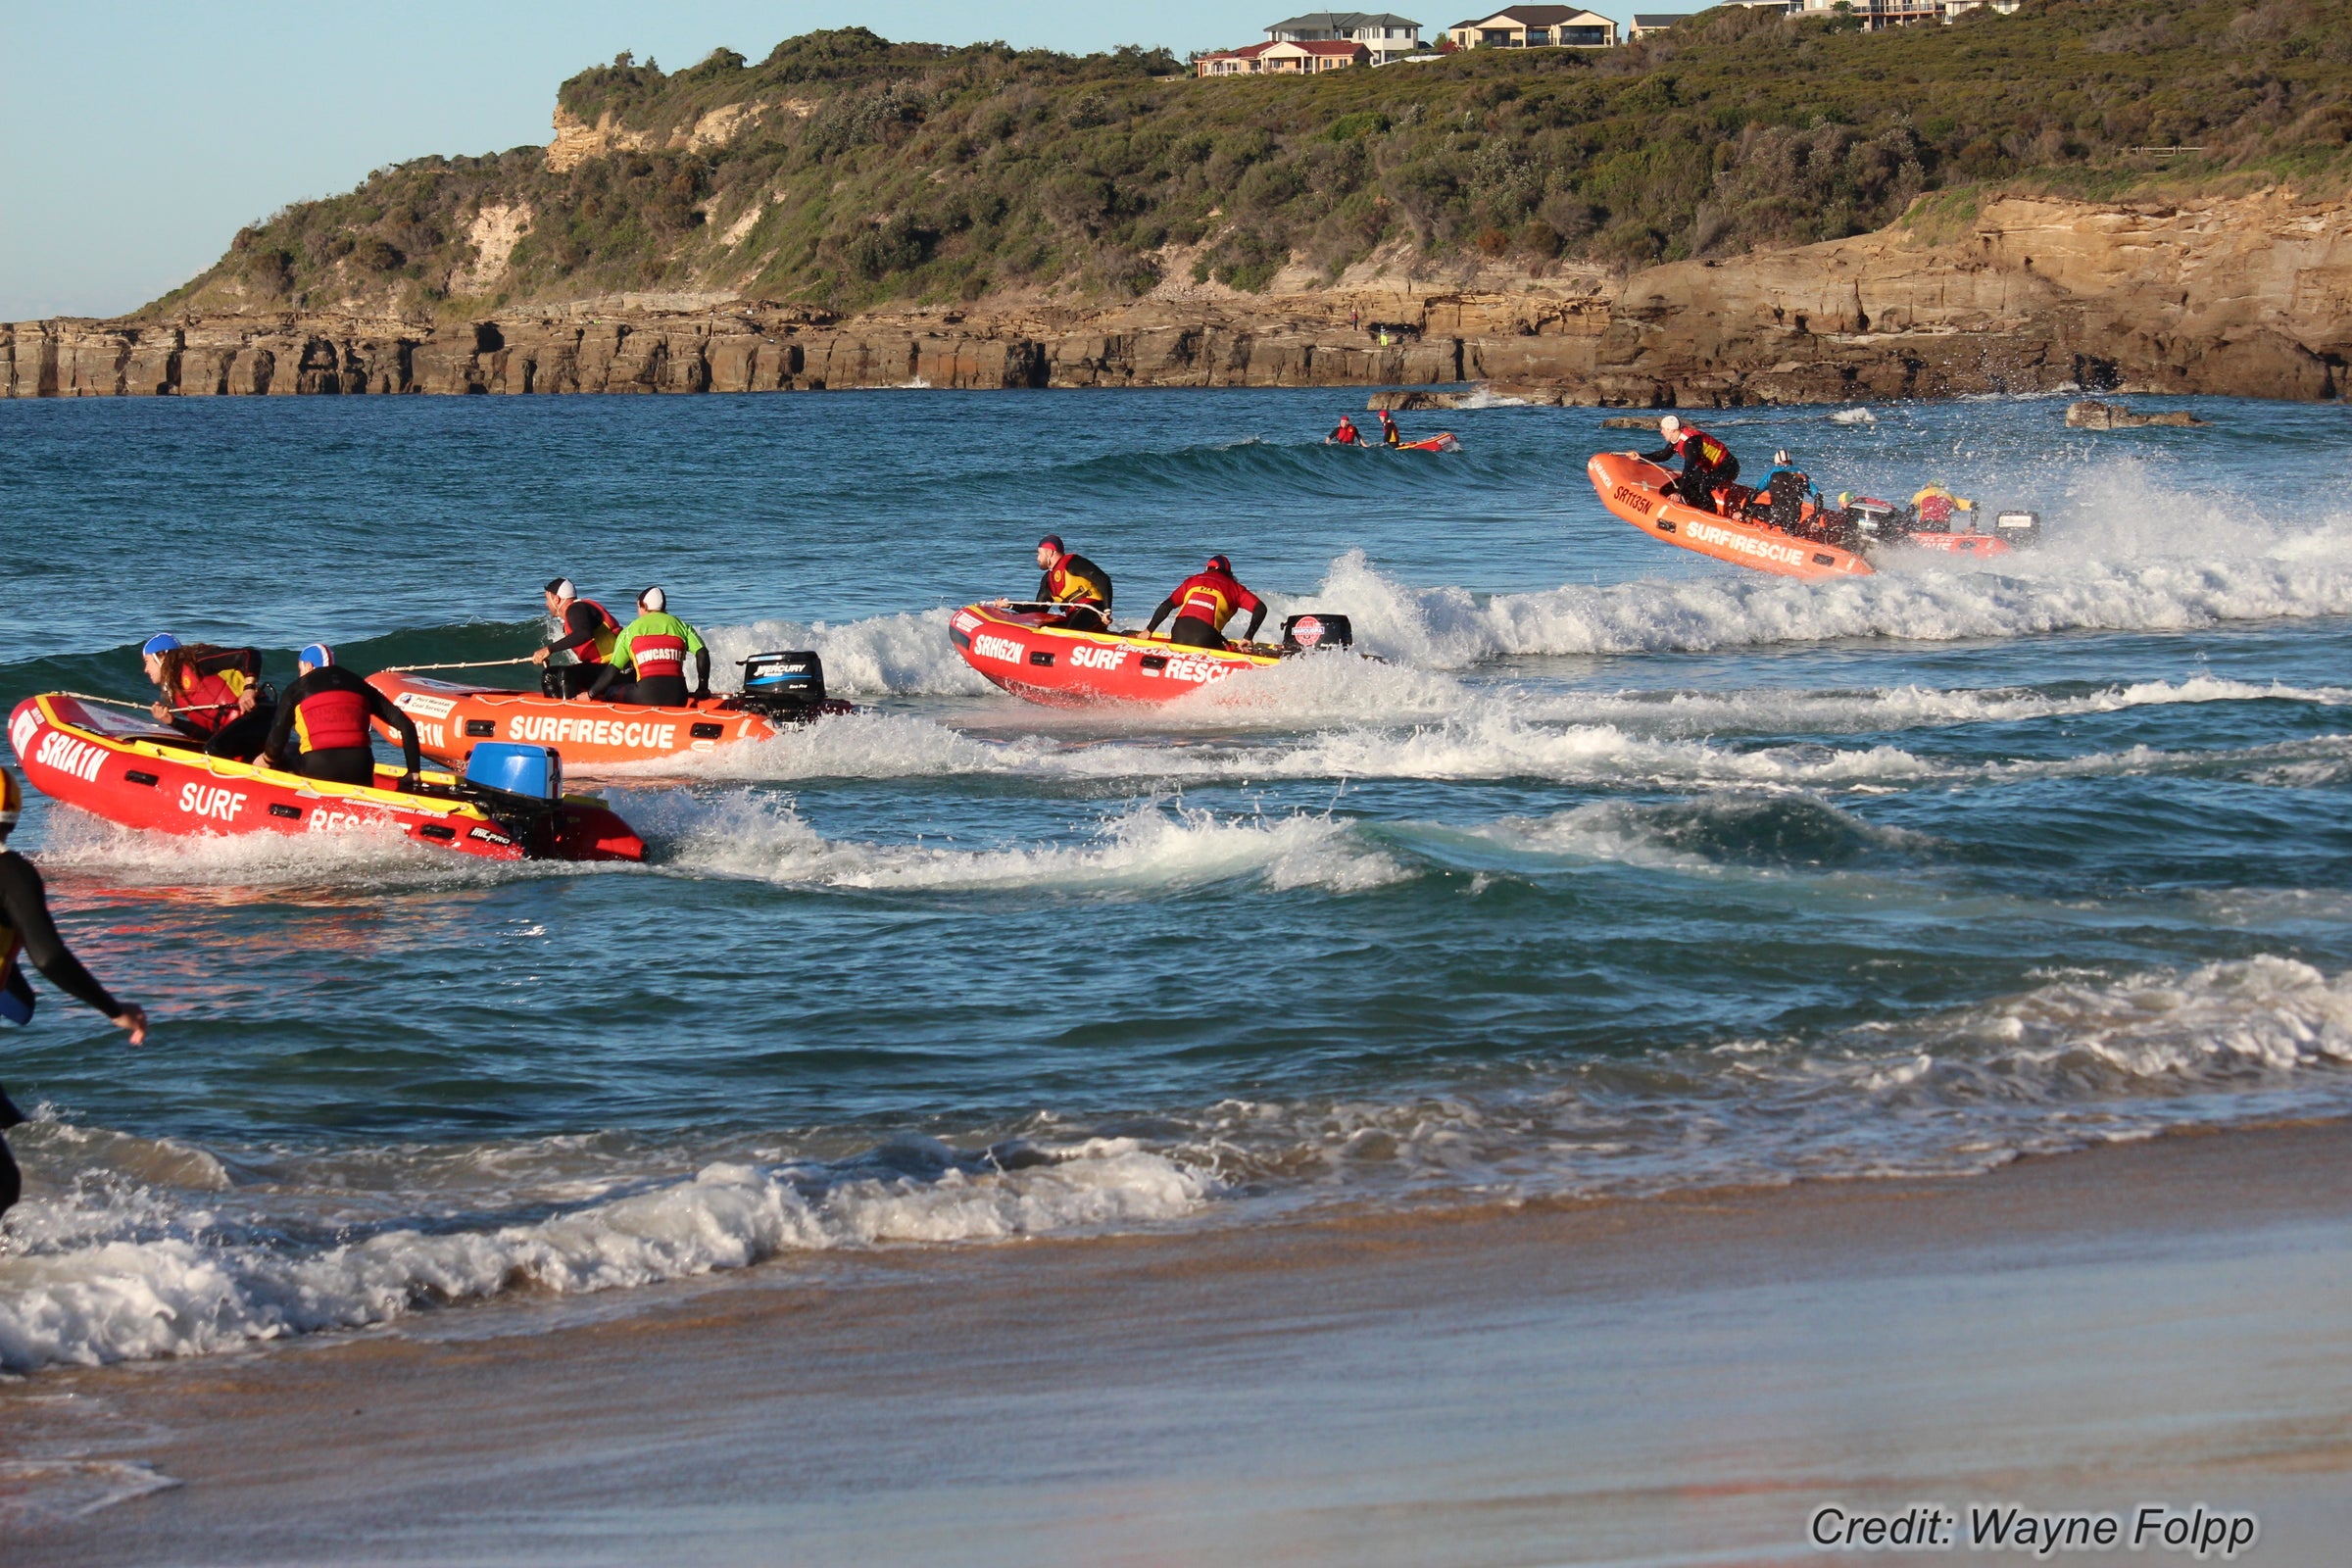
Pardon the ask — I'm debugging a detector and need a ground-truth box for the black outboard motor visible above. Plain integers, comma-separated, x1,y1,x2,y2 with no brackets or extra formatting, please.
1281,613,1353,653
1847,497,1903,542
736,651,828,716
1994,510,2042,548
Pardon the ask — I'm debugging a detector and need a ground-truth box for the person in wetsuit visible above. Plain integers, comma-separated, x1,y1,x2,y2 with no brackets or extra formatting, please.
530,578,624,700
588,587,710,708
1378,409,1403,448
1329,416,1363,446
261,644,421,790
0,768,149,1221
1026,535,1113,632
1753,450,1818,534
141,634,272,760
1642,415,1740,513
1146,555,1267,651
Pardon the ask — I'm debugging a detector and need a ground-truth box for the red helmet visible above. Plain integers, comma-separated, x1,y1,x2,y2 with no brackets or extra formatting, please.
1205,554,1232,574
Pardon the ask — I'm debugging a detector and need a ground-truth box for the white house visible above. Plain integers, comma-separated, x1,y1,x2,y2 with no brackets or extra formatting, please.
1445,7,1619,49
1263,12,1426,64
1628,13,1690,38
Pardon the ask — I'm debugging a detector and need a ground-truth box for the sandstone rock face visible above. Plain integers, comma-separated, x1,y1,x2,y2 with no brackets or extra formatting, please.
9,188,2347,405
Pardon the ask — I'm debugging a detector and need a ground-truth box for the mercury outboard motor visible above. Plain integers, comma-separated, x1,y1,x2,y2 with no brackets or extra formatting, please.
1994,510,2042,547
1281,613,1353,652
1847,497,1902,541
736,652,828,716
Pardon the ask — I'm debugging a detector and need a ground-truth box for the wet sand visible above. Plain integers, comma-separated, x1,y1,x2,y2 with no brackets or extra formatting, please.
8,1120,2352,1567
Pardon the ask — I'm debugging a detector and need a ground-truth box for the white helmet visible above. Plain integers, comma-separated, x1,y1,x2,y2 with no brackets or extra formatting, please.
1658,414,1683,438
640,586,666,612
1774,449,1791,466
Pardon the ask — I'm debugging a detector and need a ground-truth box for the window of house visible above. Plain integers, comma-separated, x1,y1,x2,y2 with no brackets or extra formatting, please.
1526,27,1550,42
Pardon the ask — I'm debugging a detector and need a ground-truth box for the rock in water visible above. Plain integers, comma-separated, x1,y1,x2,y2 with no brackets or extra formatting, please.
2066,398,2209,429
1368,390,1462,411
1599,415,1660,429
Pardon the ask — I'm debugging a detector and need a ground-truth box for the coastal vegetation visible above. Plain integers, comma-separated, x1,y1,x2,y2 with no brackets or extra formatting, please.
150,0,2352,319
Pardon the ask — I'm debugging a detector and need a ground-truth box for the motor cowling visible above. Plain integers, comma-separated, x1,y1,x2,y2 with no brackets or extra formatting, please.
1994,510,2042,547
737,651,827,714
1281,613,1352,652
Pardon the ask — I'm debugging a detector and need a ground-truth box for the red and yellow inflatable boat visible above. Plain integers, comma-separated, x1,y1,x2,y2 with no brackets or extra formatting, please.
368,664,854,772
950,604,1353,707
8,694,643,862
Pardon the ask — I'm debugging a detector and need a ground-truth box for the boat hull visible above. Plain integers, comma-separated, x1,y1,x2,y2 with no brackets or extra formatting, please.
368,672,854,770
8,695,643,862
1587,452,1874,581
949,605,1286,707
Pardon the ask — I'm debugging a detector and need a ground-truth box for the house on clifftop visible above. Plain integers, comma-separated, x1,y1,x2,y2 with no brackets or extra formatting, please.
1197,37,1377,74
1266,11,1427,62
1445,6,1620,47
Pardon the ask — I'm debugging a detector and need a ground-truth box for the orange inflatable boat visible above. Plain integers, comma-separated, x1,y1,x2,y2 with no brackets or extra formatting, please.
1587,452,1874,581
368,654,854,771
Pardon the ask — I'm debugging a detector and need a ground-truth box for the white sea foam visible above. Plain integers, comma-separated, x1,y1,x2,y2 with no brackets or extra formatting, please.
0,1135,1210,1373
650,794,1409,894
1181,956,2352,1200
702,609,991,699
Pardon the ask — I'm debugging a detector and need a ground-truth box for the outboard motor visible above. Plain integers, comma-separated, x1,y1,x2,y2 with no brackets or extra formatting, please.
462,742,565,853
1281,613,1353,652
736,651,828,716
1994,510,2042,547
1847,498,1901,540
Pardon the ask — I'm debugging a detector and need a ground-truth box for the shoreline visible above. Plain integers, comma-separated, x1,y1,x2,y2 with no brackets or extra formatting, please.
8,1116,2352,1565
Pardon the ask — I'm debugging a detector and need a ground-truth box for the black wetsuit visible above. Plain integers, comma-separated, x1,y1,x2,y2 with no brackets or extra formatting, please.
1038,554,1113,632
1642,433,1740,512
1,851,127,1219
260,665,422,788
543,601,614,699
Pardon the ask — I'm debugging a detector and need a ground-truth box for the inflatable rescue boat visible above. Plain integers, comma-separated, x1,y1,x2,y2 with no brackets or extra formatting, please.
1588,452,1874,581
949,604,1355,706
9,694,643,862
369,653,855,770
1588,453,2032,581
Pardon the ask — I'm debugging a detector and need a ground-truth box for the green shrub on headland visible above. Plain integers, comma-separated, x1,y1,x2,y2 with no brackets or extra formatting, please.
149,1,2352,319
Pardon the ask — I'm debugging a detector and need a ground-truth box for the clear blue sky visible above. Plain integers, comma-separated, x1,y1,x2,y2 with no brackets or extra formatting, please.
2,2,1639,320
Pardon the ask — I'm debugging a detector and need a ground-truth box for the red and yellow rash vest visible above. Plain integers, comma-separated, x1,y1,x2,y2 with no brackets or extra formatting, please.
1038,553,1113,608
556,598,623,664
172,650,261,736
1674,427,1733,471
1170,568,1263,632
610,611,708,680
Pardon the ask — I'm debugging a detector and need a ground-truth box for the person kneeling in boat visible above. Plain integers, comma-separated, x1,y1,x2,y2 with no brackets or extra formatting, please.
1378,409,1404,448
1009,535,1113,633
263,644,421,790
141,634,272,760
1642,415,1740,514
0,768,150,1222
1910,482,1974,531
1747,450,1820,535
588,587,710,708
531,577,623,700
1146,555,1266,651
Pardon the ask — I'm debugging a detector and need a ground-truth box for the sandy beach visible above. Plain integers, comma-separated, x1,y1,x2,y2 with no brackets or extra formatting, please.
5,1118,2349,1566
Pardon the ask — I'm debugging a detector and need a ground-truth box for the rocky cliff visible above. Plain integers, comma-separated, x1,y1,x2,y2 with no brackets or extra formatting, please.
9,187,2346,404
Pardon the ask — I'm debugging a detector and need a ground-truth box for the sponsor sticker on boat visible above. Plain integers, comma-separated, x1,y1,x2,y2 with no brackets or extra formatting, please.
394,693,458,719
9,707,38,757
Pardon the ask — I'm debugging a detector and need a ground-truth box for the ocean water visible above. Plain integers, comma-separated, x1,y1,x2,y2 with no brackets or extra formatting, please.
4,387,2352,1373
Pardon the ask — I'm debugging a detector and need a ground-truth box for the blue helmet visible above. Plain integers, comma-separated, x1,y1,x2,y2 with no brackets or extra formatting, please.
141,633,181,657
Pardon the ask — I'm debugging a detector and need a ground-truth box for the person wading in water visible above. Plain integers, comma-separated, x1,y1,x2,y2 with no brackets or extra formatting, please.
0,768,149,1221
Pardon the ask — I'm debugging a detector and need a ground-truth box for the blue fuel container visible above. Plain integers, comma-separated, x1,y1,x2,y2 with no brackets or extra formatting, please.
465,741,564,801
